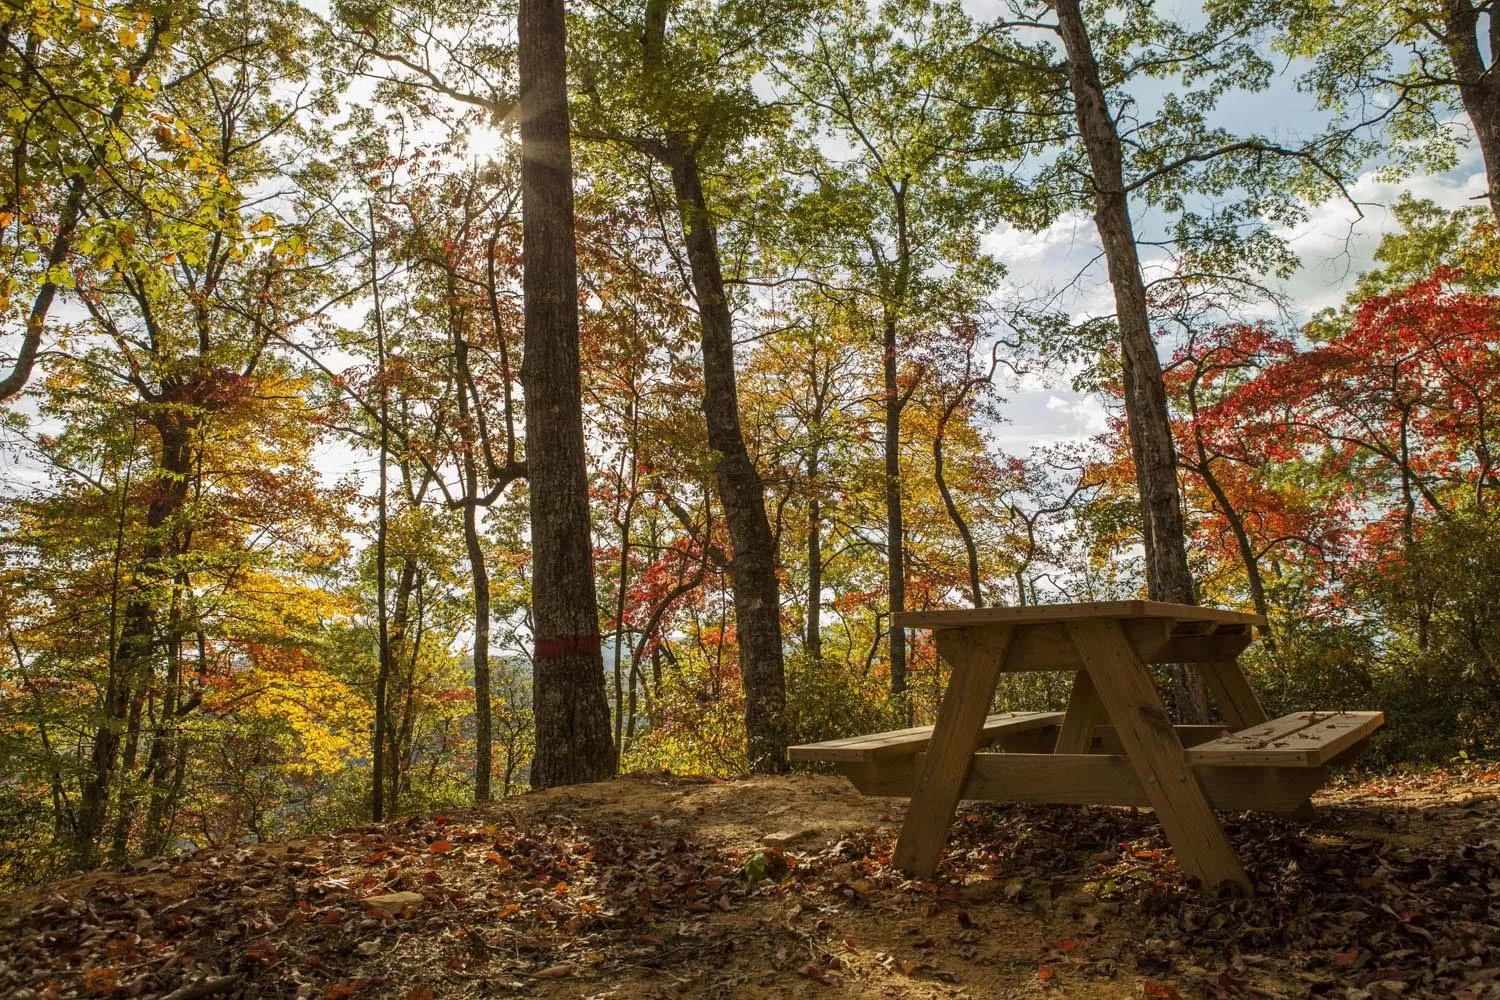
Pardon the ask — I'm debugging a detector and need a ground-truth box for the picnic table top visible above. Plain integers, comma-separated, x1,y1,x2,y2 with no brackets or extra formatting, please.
892,600,1267,629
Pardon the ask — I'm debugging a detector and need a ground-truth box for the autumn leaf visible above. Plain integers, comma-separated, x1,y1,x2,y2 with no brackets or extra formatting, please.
799,962,843,987
428,841,454,855
1143,980,1183,999
1038,964,1056,982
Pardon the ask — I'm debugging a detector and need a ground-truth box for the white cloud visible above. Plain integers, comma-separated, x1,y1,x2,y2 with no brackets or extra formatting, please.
1272,159,1489,316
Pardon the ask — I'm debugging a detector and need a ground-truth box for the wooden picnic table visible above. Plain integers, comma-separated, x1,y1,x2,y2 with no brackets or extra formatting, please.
788,601,1384,895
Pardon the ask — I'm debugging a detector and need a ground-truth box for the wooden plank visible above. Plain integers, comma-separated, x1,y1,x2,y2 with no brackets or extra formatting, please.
1054,670,1105,754
895,601,1265,629
981,620,1256,672
892,626,1014,877
844,753,1329,816
1067,619,1251,894
787,711,1062,764
1095,725,1228,753
1188,711,1384,767
1197,660,1268,727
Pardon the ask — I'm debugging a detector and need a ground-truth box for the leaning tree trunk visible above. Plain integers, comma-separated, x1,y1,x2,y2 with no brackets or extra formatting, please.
666,148,788,773
518,0,618,789
1052,0,1209,721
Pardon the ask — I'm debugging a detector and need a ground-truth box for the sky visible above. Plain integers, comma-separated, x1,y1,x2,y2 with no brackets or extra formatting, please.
984,154,1491,452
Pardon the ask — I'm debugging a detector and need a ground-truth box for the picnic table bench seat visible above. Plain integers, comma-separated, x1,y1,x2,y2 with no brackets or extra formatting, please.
787,711,1064,765
1188,710,1384,767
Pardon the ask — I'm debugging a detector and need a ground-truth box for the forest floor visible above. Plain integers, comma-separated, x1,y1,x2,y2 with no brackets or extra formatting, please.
1,765,1498,1000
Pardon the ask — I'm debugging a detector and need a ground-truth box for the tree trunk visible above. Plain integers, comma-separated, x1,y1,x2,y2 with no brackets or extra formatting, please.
883,308,908,697
611,395,638,754
665,148,788,773
74,413,195,866
1053,0,1208,721
519,0,618,789
464,501,495,798
1441,0,1500,218
372,198,391,822
806,445,822,664
451,310,495,802
385,557,418,813
934,395,983,608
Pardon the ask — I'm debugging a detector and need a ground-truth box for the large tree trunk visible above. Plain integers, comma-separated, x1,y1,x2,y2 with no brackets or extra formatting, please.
1441,0,1500,218
1052,0,1208,721
666,149,788,773
518,0,617,789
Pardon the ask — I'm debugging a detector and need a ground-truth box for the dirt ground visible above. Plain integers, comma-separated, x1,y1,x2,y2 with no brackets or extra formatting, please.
1,766,1497,999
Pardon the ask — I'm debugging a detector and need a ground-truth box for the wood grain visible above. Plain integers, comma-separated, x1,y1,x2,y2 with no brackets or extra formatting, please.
1054,670,1105,754
892,627,1013,877
1188,711,1385,767
894,601,1265,629
1197,660,1268,727
787,711,1062,764
1067,619,1252,894
844,753,1329,815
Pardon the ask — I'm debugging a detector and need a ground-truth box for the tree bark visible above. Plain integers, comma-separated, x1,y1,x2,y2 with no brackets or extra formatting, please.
1440,0,1500,219
451,312,495,801
1052,0,1208,721
665,149,788,773
934,394,983,608
74,412,195,866
518,0,618,789
806,444,822,663
883,308,908,697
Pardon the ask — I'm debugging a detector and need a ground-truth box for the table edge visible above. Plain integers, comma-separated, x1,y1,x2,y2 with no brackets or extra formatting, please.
892,600,1267,628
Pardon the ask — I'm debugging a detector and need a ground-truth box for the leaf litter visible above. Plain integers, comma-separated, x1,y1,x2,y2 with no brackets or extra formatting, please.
0,767,1493,998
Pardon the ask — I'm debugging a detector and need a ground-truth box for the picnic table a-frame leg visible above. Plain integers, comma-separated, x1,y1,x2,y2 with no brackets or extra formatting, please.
893,626,1013,877
1067,620,1252,894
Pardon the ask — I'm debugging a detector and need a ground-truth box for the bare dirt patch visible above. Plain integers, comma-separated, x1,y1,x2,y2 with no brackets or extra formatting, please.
2,766,1497,999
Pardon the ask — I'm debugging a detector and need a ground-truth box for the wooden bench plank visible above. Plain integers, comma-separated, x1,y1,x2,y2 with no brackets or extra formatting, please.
1187,711,1384,767
787,711,1062,764
845,753,1329,816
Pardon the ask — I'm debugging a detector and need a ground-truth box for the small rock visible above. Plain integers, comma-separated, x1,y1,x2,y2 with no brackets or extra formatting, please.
359,891,424,916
